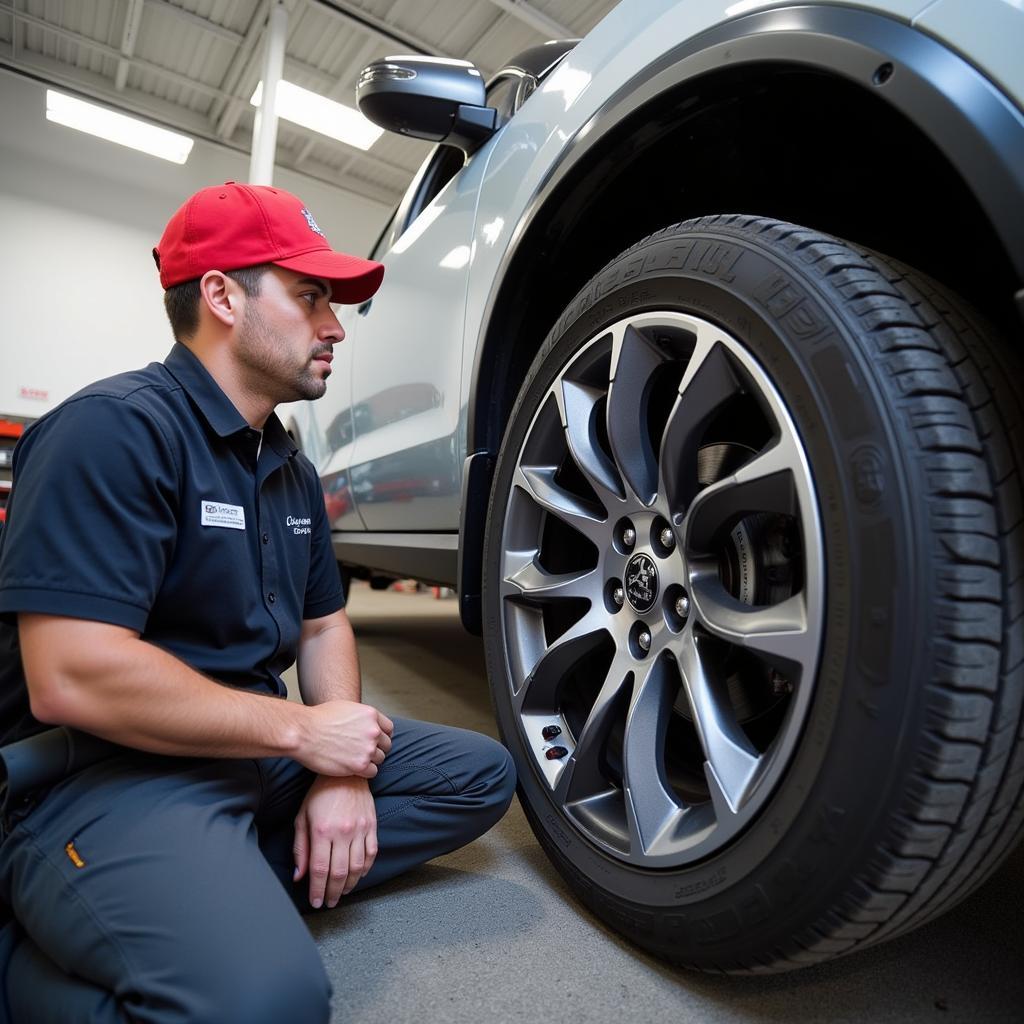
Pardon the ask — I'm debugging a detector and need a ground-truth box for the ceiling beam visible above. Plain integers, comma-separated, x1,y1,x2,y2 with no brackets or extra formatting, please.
9,0,18,62
306,0,443,57
0,2,226,101
212,0,271,140
115,0,145,91
1,51,233,141
143,0,244,47
485,0,571,39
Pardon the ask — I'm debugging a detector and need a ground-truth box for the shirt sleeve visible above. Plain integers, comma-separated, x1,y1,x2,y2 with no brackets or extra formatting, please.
0,394,181,632
300,455,346,619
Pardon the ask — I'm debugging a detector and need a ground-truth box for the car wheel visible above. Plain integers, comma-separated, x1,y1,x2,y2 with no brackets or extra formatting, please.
481,215,1024,971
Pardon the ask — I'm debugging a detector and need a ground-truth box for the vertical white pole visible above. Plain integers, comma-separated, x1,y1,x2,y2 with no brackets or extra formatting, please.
249,0,288,186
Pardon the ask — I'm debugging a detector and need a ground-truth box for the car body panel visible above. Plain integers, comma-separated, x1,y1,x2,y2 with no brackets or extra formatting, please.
342,136,494,530
304,0,1022,544
459,0,1024,469
915,0,1024,104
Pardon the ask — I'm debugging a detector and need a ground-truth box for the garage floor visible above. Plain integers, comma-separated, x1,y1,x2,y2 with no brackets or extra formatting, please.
284,583,1023,1024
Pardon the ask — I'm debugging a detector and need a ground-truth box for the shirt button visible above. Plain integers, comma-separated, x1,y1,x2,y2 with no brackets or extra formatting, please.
268,592,276,604
262,533,269,545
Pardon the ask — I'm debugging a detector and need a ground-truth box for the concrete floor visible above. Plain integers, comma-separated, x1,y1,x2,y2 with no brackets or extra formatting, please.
285,583,1024,1024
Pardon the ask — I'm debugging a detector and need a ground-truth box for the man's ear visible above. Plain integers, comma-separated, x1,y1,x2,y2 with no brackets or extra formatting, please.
198,270,240,328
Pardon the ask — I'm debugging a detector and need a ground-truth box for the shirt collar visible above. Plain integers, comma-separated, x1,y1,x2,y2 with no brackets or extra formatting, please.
163,343,298,457
263,411,298,459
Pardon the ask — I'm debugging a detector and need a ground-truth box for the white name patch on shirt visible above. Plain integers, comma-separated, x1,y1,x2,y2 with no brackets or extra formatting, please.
200,500,246,530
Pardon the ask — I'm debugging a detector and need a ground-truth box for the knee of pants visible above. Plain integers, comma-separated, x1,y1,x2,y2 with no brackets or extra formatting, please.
468,737,517,822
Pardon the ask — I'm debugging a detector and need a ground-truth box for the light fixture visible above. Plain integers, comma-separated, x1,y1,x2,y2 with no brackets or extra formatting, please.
250,80,384,150
45,90,194,164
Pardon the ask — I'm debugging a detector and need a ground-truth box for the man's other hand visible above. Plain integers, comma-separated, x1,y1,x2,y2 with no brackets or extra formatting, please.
293,775,378,908
298,700,394,777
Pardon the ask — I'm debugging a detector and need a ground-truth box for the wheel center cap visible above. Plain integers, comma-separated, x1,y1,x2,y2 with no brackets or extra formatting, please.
625,552,658,613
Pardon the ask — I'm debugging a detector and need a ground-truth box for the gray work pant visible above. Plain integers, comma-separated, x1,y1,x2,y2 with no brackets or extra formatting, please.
0,717,516,1023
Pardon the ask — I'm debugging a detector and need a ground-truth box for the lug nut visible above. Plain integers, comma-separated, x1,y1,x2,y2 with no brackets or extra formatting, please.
542,724,562,741
675,594,690,620
622,526,636,548
545,746,569,760
638,630,652,652
771,671,792,697
612,586,625,607
660,527,675,549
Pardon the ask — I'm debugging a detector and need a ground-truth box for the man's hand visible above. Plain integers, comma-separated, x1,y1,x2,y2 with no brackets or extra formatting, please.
293,775,378,909
297,700,394,778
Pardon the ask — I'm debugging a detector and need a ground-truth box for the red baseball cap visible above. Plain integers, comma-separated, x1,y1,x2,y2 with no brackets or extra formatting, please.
153,181,384,304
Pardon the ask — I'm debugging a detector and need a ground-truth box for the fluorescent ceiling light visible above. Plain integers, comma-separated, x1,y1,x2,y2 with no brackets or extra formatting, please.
250,80,384,150
45,90,194,164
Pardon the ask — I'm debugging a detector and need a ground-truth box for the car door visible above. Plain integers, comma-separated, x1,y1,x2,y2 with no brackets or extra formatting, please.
343,142,475,531
346,74,527,532
278,291,372,532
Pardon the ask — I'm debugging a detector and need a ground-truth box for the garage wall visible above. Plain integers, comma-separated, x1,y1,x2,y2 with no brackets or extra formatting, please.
0,72,392,421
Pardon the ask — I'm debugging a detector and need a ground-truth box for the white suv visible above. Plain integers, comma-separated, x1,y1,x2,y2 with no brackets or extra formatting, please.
288,0,1024,972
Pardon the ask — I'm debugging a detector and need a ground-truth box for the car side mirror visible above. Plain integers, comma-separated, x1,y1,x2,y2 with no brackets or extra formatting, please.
357,56,498,156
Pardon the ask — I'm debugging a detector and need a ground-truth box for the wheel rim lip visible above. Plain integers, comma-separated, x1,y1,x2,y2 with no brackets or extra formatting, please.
497,309,826,869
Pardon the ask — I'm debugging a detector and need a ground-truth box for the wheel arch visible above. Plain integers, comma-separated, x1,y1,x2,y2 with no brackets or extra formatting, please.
456,2,1024,633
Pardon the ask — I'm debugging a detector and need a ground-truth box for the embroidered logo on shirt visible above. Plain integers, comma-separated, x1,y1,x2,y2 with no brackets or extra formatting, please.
65,841,86,868
287,515,312,536
200,501,246,530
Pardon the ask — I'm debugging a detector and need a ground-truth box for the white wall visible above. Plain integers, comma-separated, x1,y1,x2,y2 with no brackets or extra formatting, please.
0,72,391,420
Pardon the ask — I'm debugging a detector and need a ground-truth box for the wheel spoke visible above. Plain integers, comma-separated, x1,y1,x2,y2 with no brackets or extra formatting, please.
690,578,811,672
672,635,759,815
557,378,625,511
659,338,743,516
501,552,598,603
555,650,633,804
622,656,682,853
514,608,608,712
514,465,606,541
605,323,666,505
684,437,801,554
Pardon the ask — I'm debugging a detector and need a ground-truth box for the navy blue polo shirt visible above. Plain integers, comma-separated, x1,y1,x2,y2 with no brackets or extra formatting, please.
0,343,344,745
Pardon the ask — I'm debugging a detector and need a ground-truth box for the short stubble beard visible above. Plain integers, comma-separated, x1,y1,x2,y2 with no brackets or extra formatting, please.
236,301,328,405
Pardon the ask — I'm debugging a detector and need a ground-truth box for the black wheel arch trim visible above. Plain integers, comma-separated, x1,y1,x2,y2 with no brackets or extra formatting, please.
456,2,1024,629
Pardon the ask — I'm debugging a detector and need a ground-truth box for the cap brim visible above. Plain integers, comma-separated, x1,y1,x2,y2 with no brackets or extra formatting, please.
273,250,385,304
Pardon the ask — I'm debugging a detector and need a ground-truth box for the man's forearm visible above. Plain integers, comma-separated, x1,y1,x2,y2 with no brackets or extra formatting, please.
296,609,361,705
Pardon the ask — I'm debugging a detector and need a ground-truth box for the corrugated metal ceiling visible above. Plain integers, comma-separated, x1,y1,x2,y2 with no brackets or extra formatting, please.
0,0,620,205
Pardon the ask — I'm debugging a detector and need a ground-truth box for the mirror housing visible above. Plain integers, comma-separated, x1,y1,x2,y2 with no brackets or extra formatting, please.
357,56,498,156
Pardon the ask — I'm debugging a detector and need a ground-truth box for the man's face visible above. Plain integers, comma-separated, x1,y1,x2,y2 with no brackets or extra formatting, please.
234,265,344,404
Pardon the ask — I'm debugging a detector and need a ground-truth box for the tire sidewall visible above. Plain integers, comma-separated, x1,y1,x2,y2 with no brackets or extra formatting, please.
482,226,929,956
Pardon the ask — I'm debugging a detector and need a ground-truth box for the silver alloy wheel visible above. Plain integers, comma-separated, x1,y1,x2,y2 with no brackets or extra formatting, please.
499,312,824,867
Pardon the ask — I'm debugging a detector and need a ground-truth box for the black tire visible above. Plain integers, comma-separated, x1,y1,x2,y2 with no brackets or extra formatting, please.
481,215,1024,971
